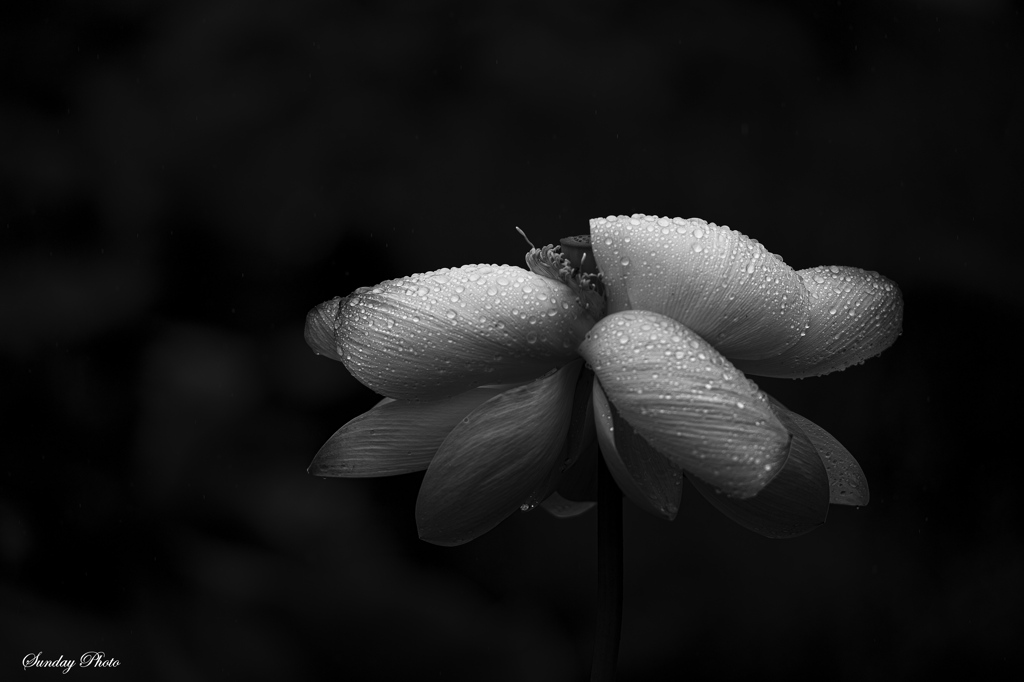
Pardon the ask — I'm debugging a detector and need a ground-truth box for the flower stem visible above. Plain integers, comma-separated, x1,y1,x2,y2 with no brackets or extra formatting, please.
592,455,622,682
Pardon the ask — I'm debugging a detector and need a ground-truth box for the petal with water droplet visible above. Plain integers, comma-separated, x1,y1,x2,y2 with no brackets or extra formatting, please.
687,396,830,538
589,214,810,360
591,380,682,520
734,265,903,378
307,387,509,477
578,310,791,499
307,264,596,400
304,297,343,360
784,407,869,506
415,361,581,546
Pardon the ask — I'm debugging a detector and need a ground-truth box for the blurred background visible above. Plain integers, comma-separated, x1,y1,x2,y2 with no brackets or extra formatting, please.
2,0,1021,679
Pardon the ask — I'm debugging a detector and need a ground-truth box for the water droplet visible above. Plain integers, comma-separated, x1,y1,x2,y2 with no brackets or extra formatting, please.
620,257,630,266
526,332,538,344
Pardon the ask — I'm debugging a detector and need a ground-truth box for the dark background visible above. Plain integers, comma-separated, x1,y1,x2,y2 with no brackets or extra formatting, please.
2,1,1021,680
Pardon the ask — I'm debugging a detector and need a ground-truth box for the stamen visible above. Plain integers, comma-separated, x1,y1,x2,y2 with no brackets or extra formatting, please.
515,226,536,250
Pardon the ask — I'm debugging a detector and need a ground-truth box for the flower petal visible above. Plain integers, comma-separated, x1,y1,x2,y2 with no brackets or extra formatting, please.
686,398,830,538
579,310,791,499
307,387,508,477
592,380,682,519
589,214,810,360
306,264,596,400
785,408,869,506
304,297,343,360
415,361,582,546
541,492,596,518
733,266,903,378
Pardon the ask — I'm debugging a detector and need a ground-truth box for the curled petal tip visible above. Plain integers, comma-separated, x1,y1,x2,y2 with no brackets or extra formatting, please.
304,297,342,360
688,398,830,538
589,214,810,360
579,310,791,499
333,264,594,401
735,266,903,378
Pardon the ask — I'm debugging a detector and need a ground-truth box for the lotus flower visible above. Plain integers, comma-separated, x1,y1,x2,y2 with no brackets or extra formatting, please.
305,214,903,545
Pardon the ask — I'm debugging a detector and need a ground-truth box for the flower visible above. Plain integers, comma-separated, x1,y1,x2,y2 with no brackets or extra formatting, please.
305,214,903,545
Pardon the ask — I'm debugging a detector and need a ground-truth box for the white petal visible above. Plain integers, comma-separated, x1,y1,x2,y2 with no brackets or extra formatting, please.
579,310,791,499
785,409,870,506
592,381,683,520
734,265,903,378
415,361,582,546
686,398,830,538
307,264,595,400
307,387,508,477
589,214,810,360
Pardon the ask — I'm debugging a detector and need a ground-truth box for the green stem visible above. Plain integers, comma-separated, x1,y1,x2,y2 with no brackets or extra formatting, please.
591,455,623,682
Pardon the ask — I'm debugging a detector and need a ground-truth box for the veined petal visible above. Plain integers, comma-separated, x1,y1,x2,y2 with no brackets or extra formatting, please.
307,387,508,478
305,297,343,360
688,397,830,538
589,214,810,360
578,310,790,499
306,264,595,400
785,408,869,506
415,361,582,546
592,381,682,519
734,266,903,378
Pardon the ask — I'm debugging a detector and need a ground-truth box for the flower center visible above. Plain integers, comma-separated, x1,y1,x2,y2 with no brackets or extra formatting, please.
559,235,598,275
